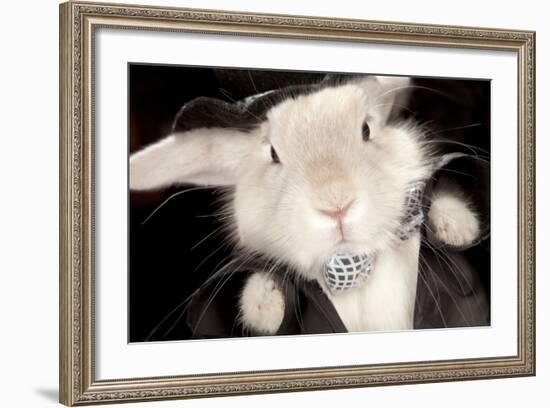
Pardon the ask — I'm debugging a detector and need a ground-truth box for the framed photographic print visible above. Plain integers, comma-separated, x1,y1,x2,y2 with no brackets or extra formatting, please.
59,1,536,405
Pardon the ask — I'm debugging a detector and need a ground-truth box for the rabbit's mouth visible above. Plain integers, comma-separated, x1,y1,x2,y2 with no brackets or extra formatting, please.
330,239,365,252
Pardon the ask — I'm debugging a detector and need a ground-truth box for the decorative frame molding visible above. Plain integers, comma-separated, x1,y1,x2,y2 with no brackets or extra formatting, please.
59,1,536,405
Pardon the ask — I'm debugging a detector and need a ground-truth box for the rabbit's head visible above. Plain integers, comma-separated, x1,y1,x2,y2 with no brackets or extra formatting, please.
130,75,433,280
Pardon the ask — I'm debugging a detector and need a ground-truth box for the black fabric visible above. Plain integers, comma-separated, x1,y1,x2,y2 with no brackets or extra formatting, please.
414,154,490,329
184,267,349,338
172,84,322,134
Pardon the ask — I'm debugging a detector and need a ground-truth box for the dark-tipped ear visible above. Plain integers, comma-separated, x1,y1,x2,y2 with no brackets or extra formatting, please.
364,75,412,124
129,128,258,190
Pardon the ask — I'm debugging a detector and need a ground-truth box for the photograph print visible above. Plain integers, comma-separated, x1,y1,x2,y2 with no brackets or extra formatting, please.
128,65,490,342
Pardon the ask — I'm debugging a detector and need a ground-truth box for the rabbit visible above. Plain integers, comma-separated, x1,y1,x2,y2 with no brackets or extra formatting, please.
129,75,481,336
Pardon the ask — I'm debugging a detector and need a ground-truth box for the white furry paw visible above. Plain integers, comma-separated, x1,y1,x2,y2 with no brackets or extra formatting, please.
239,272,285,335
428,192,480,247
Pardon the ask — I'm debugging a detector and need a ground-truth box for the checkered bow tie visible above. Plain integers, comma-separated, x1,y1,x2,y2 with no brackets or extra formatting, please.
324,181,426,294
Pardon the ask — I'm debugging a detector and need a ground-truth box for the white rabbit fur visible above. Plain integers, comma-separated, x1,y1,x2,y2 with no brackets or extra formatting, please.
130,76,480,335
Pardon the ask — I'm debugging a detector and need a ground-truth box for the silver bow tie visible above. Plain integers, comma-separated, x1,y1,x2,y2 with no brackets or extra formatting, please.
324,181,426,294
324,252,374,293
396,181,426,241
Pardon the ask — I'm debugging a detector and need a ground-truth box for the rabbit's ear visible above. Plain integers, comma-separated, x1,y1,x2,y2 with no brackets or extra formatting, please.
129,128,257,190
364,75,412,124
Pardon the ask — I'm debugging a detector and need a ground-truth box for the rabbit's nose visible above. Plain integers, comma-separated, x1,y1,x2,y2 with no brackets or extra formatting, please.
318,199,355,221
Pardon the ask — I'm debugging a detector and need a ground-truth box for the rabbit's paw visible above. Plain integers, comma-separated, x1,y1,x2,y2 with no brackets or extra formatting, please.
239,272,285,335
428,192,480,247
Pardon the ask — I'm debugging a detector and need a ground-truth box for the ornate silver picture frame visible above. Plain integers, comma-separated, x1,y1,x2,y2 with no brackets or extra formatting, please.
59,1,535,405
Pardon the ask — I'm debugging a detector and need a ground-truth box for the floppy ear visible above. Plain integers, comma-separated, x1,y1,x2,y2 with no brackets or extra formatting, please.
129,128,257,190
365,75,412,124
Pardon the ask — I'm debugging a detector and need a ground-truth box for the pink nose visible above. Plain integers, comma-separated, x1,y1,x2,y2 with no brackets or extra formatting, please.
318,200,354,221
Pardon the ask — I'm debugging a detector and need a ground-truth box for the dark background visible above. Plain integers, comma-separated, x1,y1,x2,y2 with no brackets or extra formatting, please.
128,64,491,342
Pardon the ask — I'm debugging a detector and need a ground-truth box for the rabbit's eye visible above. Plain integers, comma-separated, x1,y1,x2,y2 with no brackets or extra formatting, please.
270,146,280,164
362,122,371,141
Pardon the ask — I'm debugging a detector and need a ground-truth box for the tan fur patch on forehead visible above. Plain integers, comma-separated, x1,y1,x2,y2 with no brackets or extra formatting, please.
265,84,369,154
